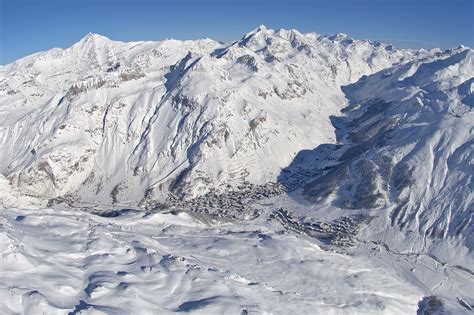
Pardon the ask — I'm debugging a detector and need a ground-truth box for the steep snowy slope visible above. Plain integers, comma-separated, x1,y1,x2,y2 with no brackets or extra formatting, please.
0,26,428,207
0,34,220,207
280,47,473,265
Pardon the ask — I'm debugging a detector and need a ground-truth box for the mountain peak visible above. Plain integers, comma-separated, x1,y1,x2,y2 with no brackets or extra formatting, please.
70,32,113,52
78,32,111,44
327,33,350,41
254,24,268,32
245,24,272,37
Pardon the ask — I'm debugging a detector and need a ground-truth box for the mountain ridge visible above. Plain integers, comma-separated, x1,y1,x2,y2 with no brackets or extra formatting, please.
1,26,432,207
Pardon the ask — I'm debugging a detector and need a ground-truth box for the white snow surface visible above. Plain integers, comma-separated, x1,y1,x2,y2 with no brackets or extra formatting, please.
0,26,429,204
1,26,473,314
0,207,429,314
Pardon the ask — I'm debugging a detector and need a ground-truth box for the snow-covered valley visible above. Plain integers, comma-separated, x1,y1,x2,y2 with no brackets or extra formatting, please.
1,26,473,314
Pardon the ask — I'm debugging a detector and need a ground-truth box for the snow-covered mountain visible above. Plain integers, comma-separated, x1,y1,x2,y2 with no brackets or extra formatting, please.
1,26,473,314
0,26,428,207
278,46,473,266
340,48,473,259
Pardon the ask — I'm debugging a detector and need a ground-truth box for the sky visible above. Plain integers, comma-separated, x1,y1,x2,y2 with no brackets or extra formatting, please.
1,0,473,64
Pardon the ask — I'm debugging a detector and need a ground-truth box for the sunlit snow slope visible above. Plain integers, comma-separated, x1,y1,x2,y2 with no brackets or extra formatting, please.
1,207,423,314
0,26,426,206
